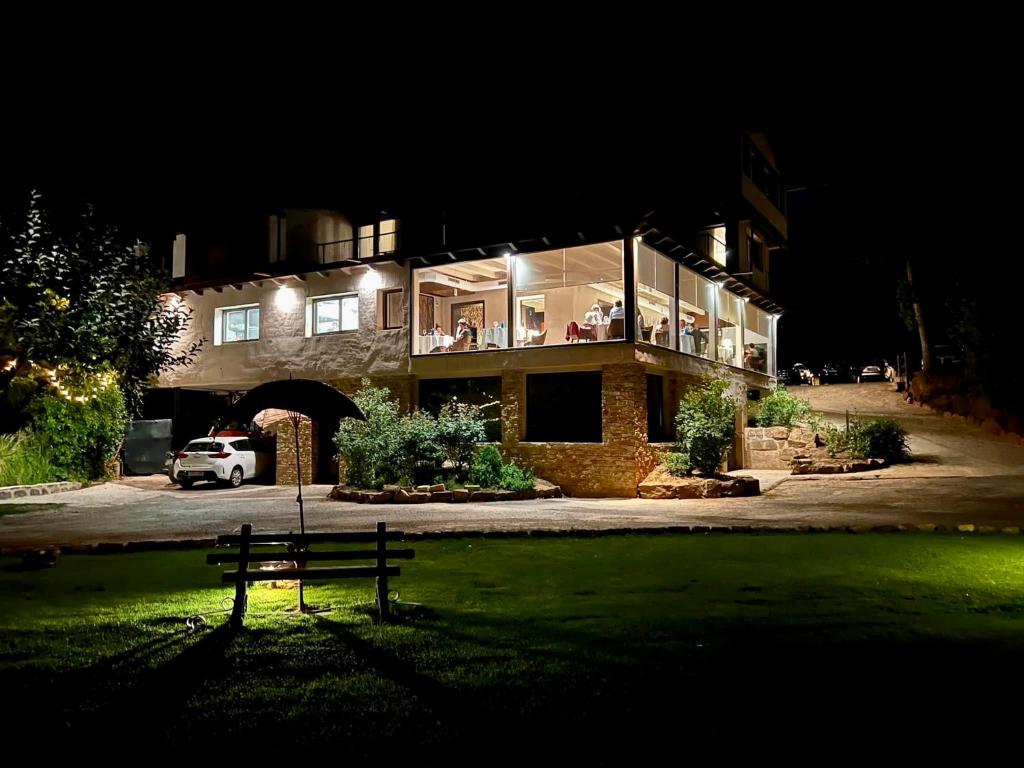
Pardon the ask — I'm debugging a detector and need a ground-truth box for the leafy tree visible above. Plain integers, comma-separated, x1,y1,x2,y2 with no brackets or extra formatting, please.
0,191,202,416
755,384,811,427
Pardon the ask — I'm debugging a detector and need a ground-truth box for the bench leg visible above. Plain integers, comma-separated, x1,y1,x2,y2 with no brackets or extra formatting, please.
376,575,390,622
230,579,248,629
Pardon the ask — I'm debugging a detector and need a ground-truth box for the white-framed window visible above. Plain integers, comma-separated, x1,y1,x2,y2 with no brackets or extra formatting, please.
306,293,359,336
213,303,260,345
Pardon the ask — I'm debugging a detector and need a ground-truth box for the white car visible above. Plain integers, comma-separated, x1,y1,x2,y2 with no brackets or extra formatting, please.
172,436,273,489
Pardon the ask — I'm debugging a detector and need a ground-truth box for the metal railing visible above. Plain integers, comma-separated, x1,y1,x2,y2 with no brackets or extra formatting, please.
316,231,400,265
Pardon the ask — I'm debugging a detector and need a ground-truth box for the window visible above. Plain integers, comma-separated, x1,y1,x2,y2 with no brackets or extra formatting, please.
678,266,713,359
513,241,623,347
716,286,741,366
525,372,602,442
312,294,359,335
743,303,772,374
647,374,670,442
358,218,399,259
748,232,765,272
419,377,502,442
637,244,676,348
383,289,404,330
413,255,508,354
216,304,260,344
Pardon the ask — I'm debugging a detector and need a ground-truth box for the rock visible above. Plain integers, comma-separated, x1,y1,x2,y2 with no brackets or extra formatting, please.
329,486,355,501
407,492,431,503
494,490,516,501
414,485,430,493
464,484,481,492
430,490,454,502
1001,526,1021,535
749,439,779,451
768,426,791,440
846,525,871,534
382,484,402,492
452,489,470,502
366,491,393,504
638,466,759,499
957,524,976,533
916,523,937,533
429,483,446,493
978,525,998,534
469,490,496,502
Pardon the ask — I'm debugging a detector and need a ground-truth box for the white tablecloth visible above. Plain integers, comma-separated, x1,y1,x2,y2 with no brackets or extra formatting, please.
417,334,453,354
481,326,508,348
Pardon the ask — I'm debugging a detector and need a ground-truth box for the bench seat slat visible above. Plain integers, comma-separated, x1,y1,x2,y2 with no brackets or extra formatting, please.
207,549,415,565
216,531,405,546
221,565,400,583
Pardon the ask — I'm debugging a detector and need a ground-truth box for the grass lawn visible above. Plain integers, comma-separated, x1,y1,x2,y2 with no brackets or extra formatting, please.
2,533,1023,759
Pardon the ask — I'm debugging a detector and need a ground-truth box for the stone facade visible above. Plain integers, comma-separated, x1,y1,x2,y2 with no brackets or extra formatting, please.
742,426,819,470
275,414,316,485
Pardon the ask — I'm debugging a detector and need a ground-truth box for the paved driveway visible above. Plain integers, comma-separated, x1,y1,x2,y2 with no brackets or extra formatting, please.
3,384,1024,547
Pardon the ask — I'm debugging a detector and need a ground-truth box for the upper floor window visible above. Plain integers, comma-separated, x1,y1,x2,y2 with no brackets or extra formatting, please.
748,232,765,272
358,218,399,259
214,303,260,345
310,293,359,335
383,288,404,330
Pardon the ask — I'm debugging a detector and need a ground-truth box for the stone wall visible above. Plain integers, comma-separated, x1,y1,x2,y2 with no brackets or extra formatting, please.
275,415,316,485
499,363,655,497
743,426,818,469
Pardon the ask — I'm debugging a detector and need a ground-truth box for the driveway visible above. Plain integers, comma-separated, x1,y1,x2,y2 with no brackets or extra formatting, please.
3,384,1024,548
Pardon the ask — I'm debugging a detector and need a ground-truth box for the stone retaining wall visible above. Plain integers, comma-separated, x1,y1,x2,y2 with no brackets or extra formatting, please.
743,426,819,470
0,481,81,500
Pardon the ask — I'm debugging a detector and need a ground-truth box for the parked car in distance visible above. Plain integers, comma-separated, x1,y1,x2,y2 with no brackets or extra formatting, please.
172,435,273,488
817,362,846,383
856,361,887,383
776,367,792,385
790,363,813,385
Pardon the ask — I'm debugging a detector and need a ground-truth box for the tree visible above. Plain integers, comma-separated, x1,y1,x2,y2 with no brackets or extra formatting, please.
0,191,202,416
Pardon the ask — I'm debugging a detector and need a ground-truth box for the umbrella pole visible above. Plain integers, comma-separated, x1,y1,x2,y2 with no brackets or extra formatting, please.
291,411,307,612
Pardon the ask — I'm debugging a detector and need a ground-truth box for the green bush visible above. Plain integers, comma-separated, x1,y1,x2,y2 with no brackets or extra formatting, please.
334,381,491,489
661,452,691,478
860,418,910,463
470,445,503,488
27,378,128,481
498,460,535,492
824,417,910,463
672,378,737,476
0,431,59,486
435,400,488,476
756,385,811,427
334,380,406,489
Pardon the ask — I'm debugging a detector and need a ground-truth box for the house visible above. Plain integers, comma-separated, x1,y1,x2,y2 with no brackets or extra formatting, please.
150,131,786,496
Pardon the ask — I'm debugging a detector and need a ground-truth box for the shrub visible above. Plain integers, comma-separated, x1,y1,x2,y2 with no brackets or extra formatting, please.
824,416,910,463
398,409,443,485
859,418,910,463
661,451,691,478
0,431,59,486
470,445,503,488
498,460,535,492
672,378,737,476
435,400,488,477
27,376,128,481
333,380,406,489
756,385,811,428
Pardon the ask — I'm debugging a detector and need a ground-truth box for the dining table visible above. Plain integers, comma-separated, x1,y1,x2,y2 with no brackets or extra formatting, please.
417,333,454,354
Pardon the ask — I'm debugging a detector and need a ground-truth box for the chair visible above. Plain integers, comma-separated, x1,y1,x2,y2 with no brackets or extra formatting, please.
607,318,625,339
449,333,472,352
525,329,547,346
641,325,653,342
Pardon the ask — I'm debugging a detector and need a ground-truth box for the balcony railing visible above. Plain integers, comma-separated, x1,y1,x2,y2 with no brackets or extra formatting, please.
317,231,399,265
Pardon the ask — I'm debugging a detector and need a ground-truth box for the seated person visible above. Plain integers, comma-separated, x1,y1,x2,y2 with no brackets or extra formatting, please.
608,300,625,320
583,303,604,327
448,317,473,351
656,316,670,345
433,323,446,336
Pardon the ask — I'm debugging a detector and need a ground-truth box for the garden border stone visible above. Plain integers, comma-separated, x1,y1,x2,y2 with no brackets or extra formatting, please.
0,481,81,500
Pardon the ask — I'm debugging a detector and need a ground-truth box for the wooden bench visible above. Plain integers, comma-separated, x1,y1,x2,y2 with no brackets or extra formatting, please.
207,521,413,627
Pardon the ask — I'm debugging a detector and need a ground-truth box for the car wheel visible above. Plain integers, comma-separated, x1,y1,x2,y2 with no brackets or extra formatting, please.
856,375,861,384
179,478,194,489
228,466,244,488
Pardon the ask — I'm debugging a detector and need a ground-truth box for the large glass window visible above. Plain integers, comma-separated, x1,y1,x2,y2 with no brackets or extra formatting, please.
637,244,676,349
513,241,624,347
743,303,772,374
678,267,713,359
412,256,508,354
716,286,742,367
525,372,602,442
312,294,359,335
419,377,502,442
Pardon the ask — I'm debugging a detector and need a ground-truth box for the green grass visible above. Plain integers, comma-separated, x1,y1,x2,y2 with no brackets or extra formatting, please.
2,534,1024,759
0,502,64,517
0,431,61,486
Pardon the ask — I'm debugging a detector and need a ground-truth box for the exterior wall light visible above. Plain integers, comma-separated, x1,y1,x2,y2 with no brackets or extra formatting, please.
275,285,299,311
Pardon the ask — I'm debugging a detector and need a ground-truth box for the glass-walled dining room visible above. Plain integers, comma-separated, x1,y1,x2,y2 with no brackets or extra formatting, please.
410,239,776,374
412,241,626,354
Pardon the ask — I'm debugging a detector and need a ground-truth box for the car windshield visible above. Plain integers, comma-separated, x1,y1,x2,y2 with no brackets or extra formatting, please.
183,441,225,452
